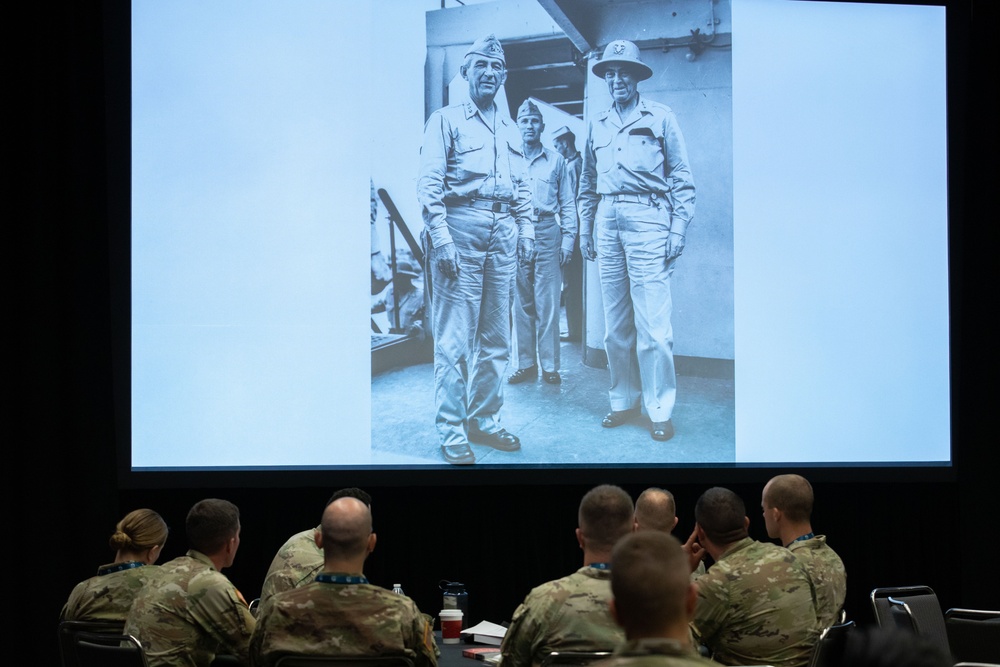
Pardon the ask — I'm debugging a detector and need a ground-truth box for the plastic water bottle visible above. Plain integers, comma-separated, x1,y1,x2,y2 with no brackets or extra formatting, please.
392,583,405,595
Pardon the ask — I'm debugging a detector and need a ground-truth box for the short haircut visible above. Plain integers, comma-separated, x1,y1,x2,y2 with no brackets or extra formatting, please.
186,499,240,555
611,532,690,635
578,484,634,551
109,508,168,552
634,488,676,533
694,487,748,545
326,487,372,508
763,474,813,523
321,497,372,560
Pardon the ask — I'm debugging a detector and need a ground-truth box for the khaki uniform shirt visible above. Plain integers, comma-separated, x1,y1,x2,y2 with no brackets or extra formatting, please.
578,97,695,237
249,573,437,667
787,535,846,629
125,550,255,667
500,566,624,667
417,100,533,249
692,538,818,667
524,146,578,254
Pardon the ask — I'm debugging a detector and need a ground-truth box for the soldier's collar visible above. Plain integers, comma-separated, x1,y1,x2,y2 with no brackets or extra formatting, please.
98,561,146,576
786,532,815,547
588,562,610,570
315,573,369,585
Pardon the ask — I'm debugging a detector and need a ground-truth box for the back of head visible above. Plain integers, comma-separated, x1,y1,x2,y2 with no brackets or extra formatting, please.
327,487,372,508
186,499,240,556
694,487,748,545
634,488,676,533
321,497,373,560
579,484,634,551
763,474,813,522
110,508,169,552
611,532,690,636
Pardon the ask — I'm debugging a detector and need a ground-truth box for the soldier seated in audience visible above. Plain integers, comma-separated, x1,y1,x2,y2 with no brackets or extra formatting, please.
500,484,633,667
250,497,437,667
61,508,168,622
592,531,720,667
762,474,847,628
125,498,255,667
688,487,819,667
634,488,706,577
259,487,371,608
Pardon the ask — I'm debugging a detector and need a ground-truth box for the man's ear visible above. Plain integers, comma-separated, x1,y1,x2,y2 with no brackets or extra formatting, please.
367,532,377,555
671,516,679,531
314,528,322,549
575,527,585,550
460,64,469,81
743,516,750,532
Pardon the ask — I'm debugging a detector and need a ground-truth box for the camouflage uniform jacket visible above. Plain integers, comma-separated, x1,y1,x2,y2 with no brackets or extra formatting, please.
787,535,846,629
61,561,159,622
259,527,323,606
500,566,624,667
691,538,818,667
592,638,721,667
125,550,256,667
249,573,438,667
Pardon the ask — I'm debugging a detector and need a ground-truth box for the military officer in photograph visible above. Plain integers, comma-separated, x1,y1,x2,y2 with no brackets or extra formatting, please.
578,40,696,442
510,100,578,386
552,125,584,343
417,34,534,465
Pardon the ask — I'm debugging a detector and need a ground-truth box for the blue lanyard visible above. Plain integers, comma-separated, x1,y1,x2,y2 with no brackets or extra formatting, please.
589,562,610,570
315,574,369,584
789,532,815,546
99,561,145,575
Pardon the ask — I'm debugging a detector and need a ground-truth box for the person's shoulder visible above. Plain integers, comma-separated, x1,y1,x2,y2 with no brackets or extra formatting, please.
431,102,472,122
639,98,675,117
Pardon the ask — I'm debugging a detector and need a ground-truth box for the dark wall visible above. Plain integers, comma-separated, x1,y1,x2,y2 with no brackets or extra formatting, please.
20,2,996,666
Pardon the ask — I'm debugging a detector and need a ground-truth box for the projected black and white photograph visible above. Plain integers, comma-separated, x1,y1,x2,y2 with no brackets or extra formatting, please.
370,0,736,466
130,0,951,471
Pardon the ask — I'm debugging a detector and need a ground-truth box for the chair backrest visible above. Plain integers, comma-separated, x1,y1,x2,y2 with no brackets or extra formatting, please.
540,651,613,667
807,619,856,667
249,597,261,617
945,608,1000,664
870,586,950,656
58,620,127,667
72,631,149,667
273,655,416,667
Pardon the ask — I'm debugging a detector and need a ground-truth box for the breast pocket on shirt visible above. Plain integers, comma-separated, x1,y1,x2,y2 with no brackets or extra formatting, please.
592,134,614,174
532,174,557,210
454,136,487,181
626,127,664,174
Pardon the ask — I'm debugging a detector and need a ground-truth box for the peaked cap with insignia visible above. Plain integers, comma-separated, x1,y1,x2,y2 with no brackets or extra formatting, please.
592,40,653,81
465,34,506,65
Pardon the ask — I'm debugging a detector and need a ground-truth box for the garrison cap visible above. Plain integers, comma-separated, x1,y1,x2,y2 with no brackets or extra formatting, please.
552,126,574,140
516,99,543,121
465,34,505,65
592,40,653,81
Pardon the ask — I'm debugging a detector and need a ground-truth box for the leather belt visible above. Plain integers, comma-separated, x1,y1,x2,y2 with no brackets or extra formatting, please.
467,198,511,213
606,193,661,206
